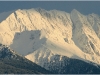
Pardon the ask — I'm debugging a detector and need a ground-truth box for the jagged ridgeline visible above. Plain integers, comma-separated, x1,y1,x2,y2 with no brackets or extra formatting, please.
0,8,100,74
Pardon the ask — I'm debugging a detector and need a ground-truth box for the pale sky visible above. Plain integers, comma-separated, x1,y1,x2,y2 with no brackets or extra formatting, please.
0,1,100,15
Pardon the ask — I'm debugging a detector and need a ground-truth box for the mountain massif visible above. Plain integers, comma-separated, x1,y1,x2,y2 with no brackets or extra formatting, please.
0,8,100,73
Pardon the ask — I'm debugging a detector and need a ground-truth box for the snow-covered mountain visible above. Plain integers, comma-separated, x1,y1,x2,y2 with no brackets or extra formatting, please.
1,8,100,73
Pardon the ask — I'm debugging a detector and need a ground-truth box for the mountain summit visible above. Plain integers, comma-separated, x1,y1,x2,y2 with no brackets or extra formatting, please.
0,8,100,73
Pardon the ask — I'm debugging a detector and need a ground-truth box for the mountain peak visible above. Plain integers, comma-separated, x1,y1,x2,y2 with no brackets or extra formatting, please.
71,9,79,13
0,8,100,66
0,10,15,23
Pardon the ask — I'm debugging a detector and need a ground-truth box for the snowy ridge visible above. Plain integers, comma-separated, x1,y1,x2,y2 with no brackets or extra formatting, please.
0,8,100,67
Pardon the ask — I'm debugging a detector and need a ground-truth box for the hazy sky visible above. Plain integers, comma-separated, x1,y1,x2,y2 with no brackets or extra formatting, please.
0,1,100,15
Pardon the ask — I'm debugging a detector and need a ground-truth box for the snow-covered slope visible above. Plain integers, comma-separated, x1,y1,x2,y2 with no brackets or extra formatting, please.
0,8,100,68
